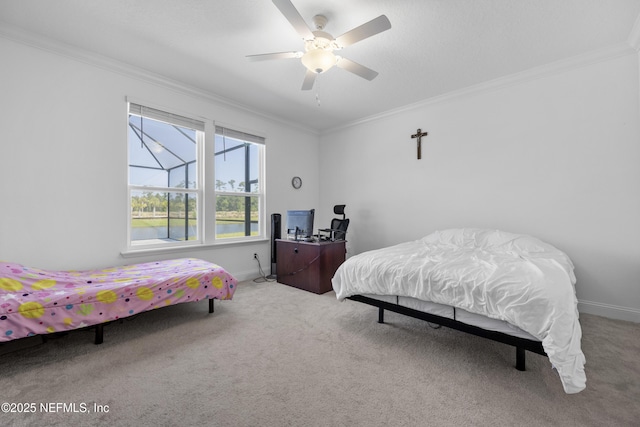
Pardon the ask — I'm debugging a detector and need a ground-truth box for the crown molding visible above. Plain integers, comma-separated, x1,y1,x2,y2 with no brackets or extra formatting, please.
2,20,634,138
0,21,319,136
628,13,640,51
322,42,636,136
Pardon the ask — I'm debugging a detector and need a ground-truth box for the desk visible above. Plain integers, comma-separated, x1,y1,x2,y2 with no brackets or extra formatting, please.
276,239,346,294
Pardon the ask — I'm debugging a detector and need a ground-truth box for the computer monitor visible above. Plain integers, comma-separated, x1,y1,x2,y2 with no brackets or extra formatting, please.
286,209,315,241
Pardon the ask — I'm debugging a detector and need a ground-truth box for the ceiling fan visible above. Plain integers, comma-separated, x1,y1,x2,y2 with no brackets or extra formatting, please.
247,0,391,90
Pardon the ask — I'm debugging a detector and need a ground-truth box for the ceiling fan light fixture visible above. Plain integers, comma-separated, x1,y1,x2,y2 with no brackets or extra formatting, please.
301,48,337,74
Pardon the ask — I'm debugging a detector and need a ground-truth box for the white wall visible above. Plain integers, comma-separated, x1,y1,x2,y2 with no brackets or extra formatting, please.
0,36,320,280
319,51,640,322
2,33,639,322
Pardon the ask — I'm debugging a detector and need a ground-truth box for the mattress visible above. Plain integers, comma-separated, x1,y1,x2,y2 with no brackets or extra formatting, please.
333,228,586,393
0,258,237,342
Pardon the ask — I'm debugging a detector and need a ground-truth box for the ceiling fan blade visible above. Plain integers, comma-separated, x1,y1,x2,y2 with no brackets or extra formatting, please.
335,15,391,47
272,0,315,40
301,69,317,90
246,51,301,61
336,57,379,81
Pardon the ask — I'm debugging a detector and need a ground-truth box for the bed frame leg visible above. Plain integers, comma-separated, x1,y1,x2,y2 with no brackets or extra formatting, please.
95,324,104,345
516,347,526,371
378,307,384,323
209,298,214,314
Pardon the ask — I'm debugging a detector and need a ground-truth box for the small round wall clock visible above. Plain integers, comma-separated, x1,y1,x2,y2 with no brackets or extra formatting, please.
291,176,302,189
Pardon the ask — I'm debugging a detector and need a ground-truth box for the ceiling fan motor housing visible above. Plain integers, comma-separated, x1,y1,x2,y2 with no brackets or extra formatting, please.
312,14,328,30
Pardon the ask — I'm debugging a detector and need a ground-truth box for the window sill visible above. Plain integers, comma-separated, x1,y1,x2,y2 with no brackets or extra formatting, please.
120,238,269,258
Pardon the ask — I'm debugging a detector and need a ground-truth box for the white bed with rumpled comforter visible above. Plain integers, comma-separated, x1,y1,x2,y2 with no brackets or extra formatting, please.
332,228,586,394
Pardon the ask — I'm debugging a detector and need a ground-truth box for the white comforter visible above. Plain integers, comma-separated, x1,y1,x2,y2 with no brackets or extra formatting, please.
332,228,586,394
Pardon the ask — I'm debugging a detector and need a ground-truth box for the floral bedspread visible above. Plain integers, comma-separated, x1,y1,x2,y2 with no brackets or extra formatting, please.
0,258,237,342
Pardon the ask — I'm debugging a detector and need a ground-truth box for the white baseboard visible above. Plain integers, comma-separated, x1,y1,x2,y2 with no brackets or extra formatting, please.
578,299,640,323
232,268,267,283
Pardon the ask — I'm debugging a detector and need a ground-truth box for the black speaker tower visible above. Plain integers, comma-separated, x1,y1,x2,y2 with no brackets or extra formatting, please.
268,213,281,279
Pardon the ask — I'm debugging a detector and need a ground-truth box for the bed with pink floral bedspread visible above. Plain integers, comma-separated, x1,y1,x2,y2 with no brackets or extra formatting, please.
0,258,237,343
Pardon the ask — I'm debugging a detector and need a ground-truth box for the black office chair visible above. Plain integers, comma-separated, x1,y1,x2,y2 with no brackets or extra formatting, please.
319,205,349,241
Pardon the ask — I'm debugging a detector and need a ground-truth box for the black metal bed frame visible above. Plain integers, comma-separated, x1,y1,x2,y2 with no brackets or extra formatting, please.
347,295,546,371
92,298,216,345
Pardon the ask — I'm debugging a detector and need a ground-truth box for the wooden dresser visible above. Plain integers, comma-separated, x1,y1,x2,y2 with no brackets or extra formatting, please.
275,239,346,294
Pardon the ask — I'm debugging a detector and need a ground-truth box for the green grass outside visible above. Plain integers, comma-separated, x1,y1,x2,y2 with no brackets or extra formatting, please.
131,218,197,228
131,217,258,238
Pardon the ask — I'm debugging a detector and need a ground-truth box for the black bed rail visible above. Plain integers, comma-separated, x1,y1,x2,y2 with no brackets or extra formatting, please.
347,295,546,371
93,298,216,345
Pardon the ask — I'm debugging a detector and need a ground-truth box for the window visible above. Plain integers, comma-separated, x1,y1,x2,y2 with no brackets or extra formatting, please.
214,126,265,240
127,102,265,250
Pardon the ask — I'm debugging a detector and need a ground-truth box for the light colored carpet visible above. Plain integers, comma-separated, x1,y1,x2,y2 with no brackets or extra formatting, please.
1,280,639,427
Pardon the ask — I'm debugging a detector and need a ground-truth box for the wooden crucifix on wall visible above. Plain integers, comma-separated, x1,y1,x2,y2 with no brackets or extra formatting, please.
411,128,428,159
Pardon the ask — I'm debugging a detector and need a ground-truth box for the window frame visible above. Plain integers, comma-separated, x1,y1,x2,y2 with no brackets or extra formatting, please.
213,125,266,243
125,100,266,253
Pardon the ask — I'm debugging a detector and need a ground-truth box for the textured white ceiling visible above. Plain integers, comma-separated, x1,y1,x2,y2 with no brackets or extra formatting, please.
1,0,639,132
